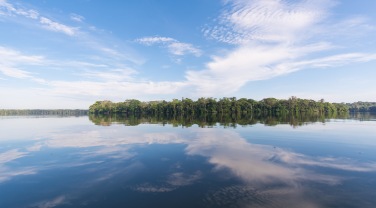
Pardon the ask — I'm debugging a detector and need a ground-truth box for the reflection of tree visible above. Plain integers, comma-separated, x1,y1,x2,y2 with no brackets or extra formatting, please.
88,111,357,128
350,112,376,121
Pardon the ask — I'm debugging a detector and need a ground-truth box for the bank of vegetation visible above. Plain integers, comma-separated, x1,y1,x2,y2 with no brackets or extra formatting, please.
89,97,350,116
347,102,376,112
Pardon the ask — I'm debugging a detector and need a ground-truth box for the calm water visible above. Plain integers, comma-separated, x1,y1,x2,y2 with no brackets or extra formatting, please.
1,115,376,208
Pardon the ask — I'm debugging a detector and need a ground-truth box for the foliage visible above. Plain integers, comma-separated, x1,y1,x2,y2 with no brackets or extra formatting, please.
346,101,376,112
89,97,350,117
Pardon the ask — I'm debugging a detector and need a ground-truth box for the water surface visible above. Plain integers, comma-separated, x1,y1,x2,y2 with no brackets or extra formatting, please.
1,115,376,208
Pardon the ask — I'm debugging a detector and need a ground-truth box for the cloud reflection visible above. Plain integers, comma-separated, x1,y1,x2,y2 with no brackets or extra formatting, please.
2,122,376,207
0,149,37,182
132,171,203,193
132,183,176,193
2,125,376,185
0,166,37,183
0,149,27,164
35,195,67,208
185,128,376,185
203,185,321,208
41,126,376,191
167,171,202,186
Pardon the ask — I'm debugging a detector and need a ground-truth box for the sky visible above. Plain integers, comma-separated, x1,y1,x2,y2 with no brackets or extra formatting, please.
1,0,376,109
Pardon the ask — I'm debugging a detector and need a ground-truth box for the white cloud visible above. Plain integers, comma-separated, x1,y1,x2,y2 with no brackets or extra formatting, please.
70,13,84,22
189,0,376,96
136,36,202,56
0,46,44,64
0,66,32,79
82,68,137,82
2,1,144,66
99,47,122,56
275,53,376,71
167,42,202,56
0,0,40,19
186,49,376,96
204,0,334,44
0,46,44,79
329,16,376,38
0,0,76,36
46,80,188,99
91,46,144,65
0,46,188,107
39,17,76,36
2,0,376,106
136,36,175,45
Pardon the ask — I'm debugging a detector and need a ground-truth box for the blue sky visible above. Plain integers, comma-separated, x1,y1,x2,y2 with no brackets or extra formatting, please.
1,0,376,109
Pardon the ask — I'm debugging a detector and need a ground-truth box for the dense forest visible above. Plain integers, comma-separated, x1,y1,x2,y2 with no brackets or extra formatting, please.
346,101,376,112
89,97,352,117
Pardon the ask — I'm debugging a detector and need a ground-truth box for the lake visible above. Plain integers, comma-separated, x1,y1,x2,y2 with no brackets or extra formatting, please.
1,114,376,208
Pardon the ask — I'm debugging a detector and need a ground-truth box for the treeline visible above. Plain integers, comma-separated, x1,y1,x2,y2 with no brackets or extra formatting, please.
347,102,376,112
89,97,349,116
0,109,88,116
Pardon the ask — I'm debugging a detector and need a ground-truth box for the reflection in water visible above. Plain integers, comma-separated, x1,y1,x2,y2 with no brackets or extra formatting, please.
36,195,66,208
0,149,37,183
0,116,376,207
88,112,376,128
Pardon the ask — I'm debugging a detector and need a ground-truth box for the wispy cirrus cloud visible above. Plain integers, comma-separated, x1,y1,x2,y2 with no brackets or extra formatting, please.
0,0,143,67
203,0,334,44
39,17,76,36
136,36,175,45
2,0,375,107
0,0,39,19
0,0,77,36
70,13,84,23
0,66,32,79
46,80,188,99
0,46,44,79
82,68,137,82
189,0,376,96
0,46,44,64
136,36,202,57
0,45,187,107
